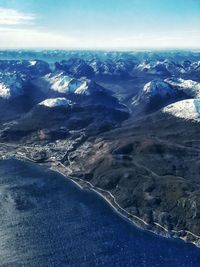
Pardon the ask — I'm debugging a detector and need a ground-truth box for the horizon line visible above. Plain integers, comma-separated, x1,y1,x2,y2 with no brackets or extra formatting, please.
0,47,200,52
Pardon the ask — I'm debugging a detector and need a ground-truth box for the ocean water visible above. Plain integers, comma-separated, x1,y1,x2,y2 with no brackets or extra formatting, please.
0,159,199,267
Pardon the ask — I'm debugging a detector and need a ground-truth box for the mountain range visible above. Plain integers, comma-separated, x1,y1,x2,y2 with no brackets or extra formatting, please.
0,50,200,247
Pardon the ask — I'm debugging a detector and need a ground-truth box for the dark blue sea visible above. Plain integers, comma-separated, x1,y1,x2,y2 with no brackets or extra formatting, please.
0,159,199,267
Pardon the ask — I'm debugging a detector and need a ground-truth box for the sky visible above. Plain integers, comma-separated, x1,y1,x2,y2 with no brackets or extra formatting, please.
0,0,199,50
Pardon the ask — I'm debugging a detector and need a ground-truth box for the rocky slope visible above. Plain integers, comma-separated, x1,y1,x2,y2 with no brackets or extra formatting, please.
61,108,200,246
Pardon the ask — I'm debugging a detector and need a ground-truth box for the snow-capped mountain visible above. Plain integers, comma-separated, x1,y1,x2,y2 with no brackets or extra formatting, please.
55,59,95,79
0,58,129,133
43,72,105,96
165,78,200,98
190,61,200,72
137,79,175,101
0,60,50,77
55,58,135,78
132,78,200,113
132,79,177,112
1,50,200,80
163,99,200,122
136,59,185,75
55,57,200,79
0,72,27,100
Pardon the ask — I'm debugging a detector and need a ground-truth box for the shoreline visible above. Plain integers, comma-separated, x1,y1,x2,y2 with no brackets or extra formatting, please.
2,154,200,248
49,161,200,248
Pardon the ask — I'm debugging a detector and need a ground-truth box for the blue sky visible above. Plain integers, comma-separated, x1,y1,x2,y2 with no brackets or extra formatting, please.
0,0,199,49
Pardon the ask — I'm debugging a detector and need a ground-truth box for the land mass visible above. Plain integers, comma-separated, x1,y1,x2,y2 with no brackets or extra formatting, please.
0,50,200,247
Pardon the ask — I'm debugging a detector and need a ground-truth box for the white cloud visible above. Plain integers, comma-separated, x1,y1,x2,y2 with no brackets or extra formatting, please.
0,7,35,25
0,7,76,48
0,27,77,48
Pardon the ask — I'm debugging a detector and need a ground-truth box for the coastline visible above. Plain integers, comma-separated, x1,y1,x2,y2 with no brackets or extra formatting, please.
49,161,200,248
3,154,200,248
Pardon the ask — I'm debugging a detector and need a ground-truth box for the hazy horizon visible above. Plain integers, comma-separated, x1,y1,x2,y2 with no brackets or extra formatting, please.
0,48,200,52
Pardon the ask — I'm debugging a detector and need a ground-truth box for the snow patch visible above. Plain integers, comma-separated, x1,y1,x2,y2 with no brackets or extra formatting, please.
74,80,90,95
0,73,25,99
38,97,72,108
165,78,200,98
0,83,11,99
29,61,37,66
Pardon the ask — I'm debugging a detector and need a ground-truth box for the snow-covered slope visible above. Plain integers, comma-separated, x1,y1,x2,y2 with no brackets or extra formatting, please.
0,72,26,100
136,59,185,75
44,73,81,94
44,72,105,96
165,78,200,98
38,97,72,108
142,79,174,97
132,79,175,107
163,99,200,122
132,78,200,112
191,61,200,72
